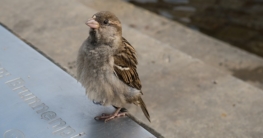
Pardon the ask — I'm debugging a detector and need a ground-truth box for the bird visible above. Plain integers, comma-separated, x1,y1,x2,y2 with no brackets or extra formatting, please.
76,11,150,122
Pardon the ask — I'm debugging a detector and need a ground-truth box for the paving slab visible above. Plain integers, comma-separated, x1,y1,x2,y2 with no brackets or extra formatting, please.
79,0,263,90
1,0,263,138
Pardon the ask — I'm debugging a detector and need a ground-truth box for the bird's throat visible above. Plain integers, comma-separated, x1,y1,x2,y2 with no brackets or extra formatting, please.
89,29,99,45
89,28,121,47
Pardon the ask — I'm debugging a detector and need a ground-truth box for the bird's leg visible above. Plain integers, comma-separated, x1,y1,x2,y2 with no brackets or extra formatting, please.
94,107,127,122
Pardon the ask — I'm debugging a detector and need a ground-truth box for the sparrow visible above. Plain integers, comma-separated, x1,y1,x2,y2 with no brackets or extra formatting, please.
76,11,150,122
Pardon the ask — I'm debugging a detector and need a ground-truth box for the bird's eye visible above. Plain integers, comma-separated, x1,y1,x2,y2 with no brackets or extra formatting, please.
103,19,109,24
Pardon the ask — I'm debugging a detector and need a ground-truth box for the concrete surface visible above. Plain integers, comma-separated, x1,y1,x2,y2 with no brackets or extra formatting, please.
1,0,263,137
80,0,263,90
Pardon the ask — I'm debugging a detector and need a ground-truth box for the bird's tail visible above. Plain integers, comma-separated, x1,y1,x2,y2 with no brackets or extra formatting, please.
138,97,151,122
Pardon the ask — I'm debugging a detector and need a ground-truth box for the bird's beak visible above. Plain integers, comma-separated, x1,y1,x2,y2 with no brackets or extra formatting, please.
85,18,99,29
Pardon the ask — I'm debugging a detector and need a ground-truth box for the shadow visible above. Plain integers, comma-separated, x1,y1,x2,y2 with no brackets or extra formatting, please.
126,0,263,58
230,66,263,86
58,95,157,138
86,117,155,138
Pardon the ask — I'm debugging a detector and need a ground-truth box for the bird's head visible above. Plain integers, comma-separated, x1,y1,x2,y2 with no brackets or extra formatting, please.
86,11,122,46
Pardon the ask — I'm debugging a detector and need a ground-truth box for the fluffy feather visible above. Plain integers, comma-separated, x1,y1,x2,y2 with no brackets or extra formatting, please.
77,11,150,122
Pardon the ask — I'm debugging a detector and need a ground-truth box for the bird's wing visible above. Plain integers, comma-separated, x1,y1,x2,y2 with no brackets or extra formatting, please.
113,37,142,90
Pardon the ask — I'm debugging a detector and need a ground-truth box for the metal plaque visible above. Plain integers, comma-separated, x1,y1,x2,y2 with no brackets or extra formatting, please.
0,25,155,138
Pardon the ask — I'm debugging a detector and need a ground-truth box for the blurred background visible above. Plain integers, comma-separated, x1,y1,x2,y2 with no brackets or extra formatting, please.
126,0,263,57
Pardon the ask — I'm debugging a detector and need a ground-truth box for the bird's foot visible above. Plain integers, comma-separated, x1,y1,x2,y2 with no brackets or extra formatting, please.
94,112,127,122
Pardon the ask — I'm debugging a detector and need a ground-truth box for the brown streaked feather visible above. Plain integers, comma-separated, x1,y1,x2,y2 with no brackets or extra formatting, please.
113,37,142,90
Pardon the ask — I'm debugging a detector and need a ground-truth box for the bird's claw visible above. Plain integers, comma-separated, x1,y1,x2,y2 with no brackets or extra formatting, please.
94,112,127,122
